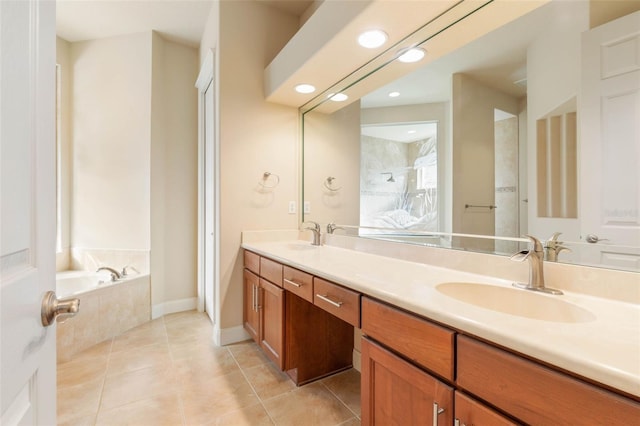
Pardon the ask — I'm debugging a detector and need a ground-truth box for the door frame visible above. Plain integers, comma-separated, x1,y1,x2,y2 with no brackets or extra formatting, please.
195,49,219,326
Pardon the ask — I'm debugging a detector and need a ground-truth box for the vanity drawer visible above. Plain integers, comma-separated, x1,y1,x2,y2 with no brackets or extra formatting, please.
457,335,640,424
244,250,260,274
283,266,313,303
313,277,360,327
260,257,283,287
361,297,455,382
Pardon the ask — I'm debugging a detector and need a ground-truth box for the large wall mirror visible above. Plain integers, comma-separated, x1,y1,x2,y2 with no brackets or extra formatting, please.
302,0,640,272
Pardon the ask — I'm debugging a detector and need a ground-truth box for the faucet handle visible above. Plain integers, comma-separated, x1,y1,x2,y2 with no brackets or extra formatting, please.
523,234,544,253
509,250,530,262
303,221,320,232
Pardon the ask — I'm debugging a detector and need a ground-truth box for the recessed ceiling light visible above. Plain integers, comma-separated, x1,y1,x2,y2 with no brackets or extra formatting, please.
328,93,348,102
408,130,417,134
358,30,388,49
397,47,426,63
389,91,400,97
295,84,316,94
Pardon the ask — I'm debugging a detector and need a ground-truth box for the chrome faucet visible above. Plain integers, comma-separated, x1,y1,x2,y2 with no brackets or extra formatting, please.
544,232,571,262
303,221,322,246
510,235,563,295
326,223,344,234
96,266,122,282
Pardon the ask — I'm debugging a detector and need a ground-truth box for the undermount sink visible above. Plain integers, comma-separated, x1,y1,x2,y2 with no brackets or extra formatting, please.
436,282,596,323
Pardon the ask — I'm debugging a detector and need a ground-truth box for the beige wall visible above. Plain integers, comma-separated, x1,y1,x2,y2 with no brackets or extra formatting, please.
451,73,519,248
62,31,198,314
150,33,199,309
71,32,152,250
303,102,361,226
200,1,300,331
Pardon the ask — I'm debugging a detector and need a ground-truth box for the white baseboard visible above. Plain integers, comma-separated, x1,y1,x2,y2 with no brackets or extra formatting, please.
214,324,250,346
151,297,198,319
352,348,361,372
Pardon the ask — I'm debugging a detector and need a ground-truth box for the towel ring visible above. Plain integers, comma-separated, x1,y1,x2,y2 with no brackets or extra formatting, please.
324,176,341,192
259,172,279,189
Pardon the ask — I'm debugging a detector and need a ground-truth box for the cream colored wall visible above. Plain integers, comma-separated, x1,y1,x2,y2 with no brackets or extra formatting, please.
303,102,361,226
451,73,519,249
526,0,588,242
56,37,72,271
66,31,198,313
150,33,199,309
200,1,300,331
70,32,152,250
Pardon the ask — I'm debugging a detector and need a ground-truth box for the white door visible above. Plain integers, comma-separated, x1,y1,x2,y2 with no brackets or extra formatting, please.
580,11,640,269
1,0,57,424
196,50,216,324
204,79,215,322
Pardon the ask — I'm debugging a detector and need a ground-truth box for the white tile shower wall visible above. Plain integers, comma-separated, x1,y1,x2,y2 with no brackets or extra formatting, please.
56,275,151,362
70,247,150,275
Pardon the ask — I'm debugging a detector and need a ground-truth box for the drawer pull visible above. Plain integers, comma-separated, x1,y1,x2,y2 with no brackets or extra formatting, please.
284,278,302,288
316,294,343,308
433,402,445,426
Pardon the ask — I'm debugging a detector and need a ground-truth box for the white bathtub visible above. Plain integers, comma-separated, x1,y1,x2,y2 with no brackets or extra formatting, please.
56,270,123,298
55,270,151,362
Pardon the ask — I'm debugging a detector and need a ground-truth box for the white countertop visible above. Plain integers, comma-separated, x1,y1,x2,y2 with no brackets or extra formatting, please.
242,239,640,398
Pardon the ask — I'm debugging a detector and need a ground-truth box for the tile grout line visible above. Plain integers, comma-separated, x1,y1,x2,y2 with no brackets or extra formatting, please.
319,379,361,422
162,315,188,426
227,346,279,426
93,336,115,425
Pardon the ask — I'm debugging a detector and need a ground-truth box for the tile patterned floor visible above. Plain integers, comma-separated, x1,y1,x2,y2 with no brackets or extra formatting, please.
57,311,361,426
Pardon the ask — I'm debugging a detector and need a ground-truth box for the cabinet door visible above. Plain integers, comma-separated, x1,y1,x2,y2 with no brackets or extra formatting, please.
243,269,260,343
260,278,285,370
455,392,519,426
362,337,453,425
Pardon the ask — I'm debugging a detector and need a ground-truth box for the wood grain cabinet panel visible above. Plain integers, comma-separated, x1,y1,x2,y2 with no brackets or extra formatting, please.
244,250,260,275
260,257,283,287
454,392,520,426
313,277,361,327
283,266,313,303
362,337,453,426
457,335,640,425
243,269,260,343
361,297,455,381
259,278,284,370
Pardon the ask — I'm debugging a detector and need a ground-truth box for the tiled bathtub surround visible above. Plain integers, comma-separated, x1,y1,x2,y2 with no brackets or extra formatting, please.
57,274,151,363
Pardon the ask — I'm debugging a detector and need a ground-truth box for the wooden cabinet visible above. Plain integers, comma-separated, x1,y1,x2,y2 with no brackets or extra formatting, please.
361,297,454,381
243,252,285,369
259,278,284,369
361,337,453,425
454,392,519,426
283,266,313,302
243,269,260,342
243,251,354,383
285,292,353,385
313,277,361,327
456,335,640,425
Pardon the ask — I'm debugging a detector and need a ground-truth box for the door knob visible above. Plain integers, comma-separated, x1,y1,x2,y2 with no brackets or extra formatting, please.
585,234,609,244
41,291,80,327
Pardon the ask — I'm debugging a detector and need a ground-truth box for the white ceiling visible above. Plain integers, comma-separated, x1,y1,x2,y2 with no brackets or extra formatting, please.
56,0,314,47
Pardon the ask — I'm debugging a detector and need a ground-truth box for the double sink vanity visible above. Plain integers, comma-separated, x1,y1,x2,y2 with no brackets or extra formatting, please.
241,232,639,425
